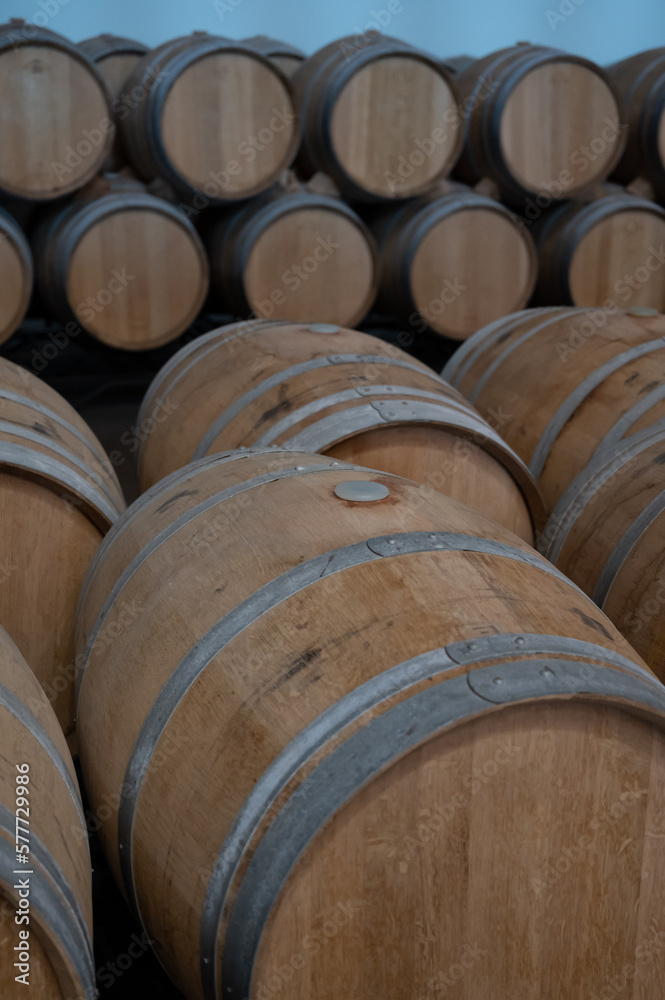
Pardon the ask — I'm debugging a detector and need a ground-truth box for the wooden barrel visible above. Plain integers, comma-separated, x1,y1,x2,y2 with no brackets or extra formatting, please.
33,186,209,350
242,35,305,76
292,34,463,200
0,21,114,200
454,44,624,206
78,34,148,99
76,448,665,1000
119,33,300,202
535,191,665,308
207,190,378,327
370,184,537,340
0,206,33,345
0,357,125,744
541,422,665,680
607,48,665,198
137,320,545,542
442,306,665,511
0,626,94,998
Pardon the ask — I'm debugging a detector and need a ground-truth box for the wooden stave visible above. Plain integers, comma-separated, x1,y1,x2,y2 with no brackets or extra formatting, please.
75,452,665,999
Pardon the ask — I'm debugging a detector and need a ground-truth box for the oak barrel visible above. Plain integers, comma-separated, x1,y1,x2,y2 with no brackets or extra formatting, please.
0,206,32,345
0,625,94,998
33,186,209,350
76,448,665,1000
442,306,665,511
534,191,665,309
541,422,665,680
607,48,665,198
78,34,148,100
454,44,625,206
242,35,305,76
206,190,378,328
0,21,114,200
136,320,545,542
292,34,463,200
119,33,300,202
370,184,537,340
0,357,125,742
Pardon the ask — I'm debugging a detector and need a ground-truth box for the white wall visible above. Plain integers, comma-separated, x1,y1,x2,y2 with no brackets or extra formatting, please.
2,0,664,66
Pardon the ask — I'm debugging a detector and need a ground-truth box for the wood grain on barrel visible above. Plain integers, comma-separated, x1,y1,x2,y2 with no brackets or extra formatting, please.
443,307,665,510
207,192,377,328
76,451,665,999
0,24,113,199
454,45,623,204
0,357,124,739
0,626,94,998
292,36,462,200
136,321,543,541
121,36,300,201
536,194,665,309
371,188,537,340
542,424,665,679
34,190,209,350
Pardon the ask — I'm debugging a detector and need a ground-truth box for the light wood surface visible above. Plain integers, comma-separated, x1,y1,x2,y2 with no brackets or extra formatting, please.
0,206,32,345
292,36,462,200
371,187,537,340
121,35,300,201
500,61,620,193
0,357,125,737
137,321,544,540
454,45,624,204
207,191,377,328
0,625,93,998
76,450,665,1000
443,306,665,512
0,23,113,200
34,187,209,350
542,424,665,680
536,193,665,308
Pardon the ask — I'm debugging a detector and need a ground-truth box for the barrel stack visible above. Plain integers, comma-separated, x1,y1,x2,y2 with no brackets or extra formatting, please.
1,21,665,1000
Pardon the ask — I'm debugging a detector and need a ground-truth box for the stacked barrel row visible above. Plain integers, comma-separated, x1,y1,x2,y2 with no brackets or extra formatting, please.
5,24,665,351
61,316,665,999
